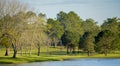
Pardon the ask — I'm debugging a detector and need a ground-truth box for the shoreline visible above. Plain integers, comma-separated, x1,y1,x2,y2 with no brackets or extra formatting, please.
0,54,120,64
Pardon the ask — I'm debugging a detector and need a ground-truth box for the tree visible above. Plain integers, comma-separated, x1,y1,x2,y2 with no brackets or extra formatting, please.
82,18,100,36
47,18,64,47
0,0,27,58
61,30,80,54
23,12,47,56
11,12,27,58
0,14,12,56
0,34,11,56
95,30,115,56
79,32,94,56
58,11,83,54
100,17,120,53
32,17,47,56
57,11,68,30
78,18,100,54
101,17,120,34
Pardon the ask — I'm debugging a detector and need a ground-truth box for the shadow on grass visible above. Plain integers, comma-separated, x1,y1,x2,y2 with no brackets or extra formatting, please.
0,62,13,64
0,56,35,64
17,51,67,56
42,51,87,56
44,51,67,55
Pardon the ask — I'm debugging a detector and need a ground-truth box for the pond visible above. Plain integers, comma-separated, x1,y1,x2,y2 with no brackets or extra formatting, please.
1,58,120,66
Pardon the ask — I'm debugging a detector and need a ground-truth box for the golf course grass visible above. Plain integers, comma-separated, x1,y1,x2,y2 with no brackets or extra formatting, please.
0,54,120,64
0,47,120,64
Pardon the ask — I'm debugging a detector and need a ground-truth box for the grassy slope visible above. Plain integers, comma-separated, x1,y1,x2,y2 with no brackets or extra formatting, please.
0,54,120,64
0,47,120,64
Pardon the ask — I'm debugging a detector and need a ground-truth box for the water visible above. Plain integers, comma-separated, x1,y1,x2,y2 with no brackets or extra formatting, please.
1,58,120,66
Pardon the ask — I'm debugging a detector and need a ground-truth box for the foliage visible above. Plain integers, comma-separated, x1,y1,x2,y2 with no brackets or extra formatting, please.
82,18,100,36
95,30,116,56
47,18,64,47
101,17,120,34
47,18,64,40
79,32,94,56
58,11,83,49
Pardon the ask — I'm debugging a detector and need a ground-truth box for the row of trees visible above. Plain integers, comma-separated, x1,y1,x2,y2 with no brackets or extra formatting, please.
55,11,120,56
0,0,120,58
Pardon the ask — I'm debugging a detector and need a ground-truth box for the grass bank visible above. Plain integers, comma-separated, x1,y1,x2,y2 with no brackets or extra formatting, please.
0,54,120,64
0,47,120,64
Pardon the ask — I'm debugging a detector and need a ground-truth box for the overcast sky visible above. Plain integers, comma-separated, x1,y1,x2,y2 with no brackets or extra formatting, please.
20,0,120,25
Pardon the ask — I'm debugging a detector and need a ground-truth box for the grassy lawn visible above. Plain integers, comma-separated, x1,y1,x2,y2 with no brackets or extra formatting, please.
0,54,120,64
0,46,120,64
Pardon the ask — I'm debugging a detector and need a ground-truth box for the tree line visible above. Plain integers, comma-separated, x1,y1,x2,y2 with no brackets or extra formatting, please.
0,0,120,58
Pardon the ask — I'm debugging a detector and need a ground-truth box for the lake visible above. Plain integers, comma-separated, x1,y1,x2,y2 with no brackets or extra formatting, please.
1,58,120,66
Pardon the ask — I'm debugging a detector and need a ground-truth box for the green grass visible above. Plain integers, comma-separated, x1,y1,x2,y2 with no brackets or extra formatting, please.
0,54,64,64
0,54,120,64
0,47,120,64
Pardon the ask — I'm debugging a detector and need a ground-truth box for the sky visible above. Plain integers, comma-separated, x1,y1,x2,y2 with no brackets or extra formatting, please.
20,0,120,25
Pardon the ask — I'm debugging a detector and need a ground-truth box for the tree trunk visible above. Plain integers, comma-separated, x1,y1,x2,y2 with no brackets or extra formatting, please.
70,47,72,53
87,51,90,56
12,43,17,58
25,48,27,56
78,47,80,53
5,47,9,56
104,50,107,56
53,43,56,48
67,46,69,54
29,44,32,56
38,47,40,56
21,47,23,56
13,49,17,58
72,47,75,54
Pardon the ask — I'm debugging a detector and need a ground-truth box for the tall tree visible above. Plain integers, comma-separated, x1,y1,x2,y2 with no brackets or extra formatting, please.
0,0,27,58
79,32,94,56
58,11,83,54
101,17,120,52
21,12,47,56
32,16,47,56
47,18,64,47
0,14,12,56
61,30,80,54
0,35,11,56
95,30,115,56
78,18,100,53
